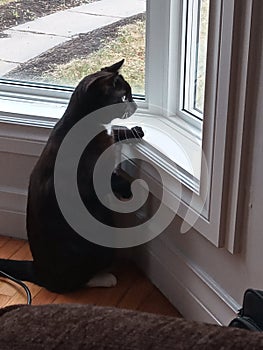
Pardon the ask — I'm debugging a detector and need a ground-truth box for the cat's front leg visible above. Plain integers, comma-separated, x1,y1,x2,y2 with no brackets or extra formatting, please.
111,126,144,199
111,172,132,199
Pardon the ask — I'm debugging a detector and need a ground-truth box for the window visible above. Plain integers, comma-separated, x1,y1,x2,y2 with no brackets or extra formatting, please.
117,0,252,252
0,0,146,95
182,0,210,117
119,0,208,190
0,0,206,186
0,0,254,252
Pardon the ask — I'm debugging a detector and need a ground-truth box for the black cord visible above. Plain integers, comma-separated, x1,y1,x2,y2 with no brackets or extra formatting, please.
0,270,32,305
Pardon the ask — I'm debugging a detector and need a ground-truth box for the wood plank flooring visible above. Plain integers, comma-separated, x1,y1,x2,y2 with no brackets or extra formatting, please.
0,236,181,317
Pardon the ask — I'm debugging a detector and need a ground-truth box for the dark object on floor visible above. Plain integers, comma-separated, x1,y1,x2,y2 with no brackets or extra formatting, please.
0,270,32,305
229,289,263,331
1,304,263,349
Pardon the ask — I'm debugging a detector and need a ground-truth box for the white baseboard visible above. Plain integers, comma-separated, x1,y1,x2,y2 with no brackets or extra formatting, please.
134,236,241,325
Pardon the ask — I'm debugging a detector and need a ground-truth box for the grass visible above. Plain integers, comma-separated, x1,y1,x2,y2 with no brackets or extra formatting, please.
0,0,16,4
43,20,146,95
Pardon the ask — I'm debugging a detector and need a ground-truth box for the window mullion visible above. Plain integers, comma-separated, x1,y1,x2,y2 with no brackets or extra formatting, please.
145,0,172,116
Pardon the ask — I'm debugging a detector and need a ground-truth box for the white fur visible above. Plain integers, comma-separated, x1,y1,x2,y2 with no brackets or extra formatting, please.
86,272,117,288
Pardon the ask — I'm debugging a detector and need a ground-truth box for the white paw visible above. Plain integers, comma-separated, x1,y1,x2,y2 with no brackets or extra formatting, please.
86,272,117,288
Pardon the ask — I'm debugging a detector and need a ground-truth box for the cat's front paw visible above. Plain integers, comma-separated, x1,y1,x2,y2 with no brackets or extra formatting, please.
131,126,144,139
112,125,144,142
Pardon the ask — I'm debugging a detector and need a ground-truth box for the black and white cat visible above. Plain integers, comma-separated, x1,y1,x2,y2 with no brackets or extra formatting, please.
0,60,143,293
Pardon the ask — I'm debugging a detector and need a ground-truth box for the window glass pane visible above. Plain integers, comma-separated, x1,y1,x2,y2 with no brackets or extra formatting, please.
0,0,146,95
183,0,210,118
194,0,209,112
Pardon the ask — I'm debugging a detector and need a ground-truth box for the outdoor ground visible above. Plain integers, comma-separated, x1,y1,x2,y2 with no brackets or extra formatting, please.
0,0,145,92
0,0,97,31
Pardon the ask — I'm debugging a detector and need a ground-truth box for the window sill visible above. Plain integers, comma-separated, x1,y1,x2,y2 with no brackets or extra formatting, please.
0,88,202,194
0,79,70,127
112,112,202,194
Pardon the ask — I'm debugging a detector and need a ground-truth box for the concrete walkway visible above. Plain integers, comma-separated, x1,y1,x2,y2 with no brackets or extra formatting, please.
0,0,146,76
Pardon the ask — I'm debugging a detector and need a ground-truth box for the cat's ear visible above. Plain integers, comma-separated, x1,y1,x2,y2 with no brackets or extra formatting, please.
101,59,125,73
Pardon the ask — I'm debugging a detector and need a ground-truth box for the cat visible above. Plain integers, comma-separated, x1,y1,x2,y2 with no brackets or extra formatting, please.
0,59,144,293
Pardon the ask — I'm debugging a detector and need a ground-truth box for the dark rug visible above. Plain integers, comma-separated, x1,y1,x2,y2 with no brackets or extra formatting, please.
0,303,263,349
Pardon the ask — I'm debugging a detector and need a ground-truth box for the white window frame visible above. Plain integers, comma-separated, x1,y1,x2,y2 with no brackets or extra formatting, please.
0,0,254,253
118,0,253,253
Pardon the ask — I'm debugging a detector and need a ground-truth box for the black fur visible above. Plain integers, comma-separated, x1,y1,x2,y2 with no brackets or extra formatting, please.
0,60,143,293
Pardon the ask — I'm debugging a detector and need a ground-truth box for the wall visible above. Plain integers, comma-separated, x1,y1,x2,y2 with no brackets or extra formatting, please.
0,122,50,239
135,1,263,325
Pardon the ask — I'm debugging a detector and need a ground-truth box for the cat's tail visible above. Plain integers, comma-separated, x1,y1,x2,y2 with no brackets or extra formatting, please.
0,259,41,285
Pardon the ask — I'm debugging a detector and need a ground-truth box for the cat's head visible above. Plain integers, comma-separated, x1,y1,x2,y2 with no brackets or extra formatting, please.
70,59,137,122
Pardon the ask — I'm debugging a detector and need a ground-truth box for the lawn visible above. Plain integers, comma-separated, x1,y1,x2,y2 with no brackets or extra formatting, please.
0,0,16,4
43,19,146,95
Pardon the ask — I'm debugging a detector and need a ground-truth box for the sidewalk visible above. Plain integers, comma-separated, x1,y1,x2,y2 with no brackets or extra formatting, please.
0,0,146,76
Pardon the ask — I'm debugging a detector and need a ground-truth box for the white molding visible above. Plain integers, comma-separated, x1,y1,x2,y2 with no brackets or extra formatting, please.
222,0,254,253
135,236,241,325
0,121,48,239
0,210,26,239
0,186,27,239
0,186,27,214
0,120,49,156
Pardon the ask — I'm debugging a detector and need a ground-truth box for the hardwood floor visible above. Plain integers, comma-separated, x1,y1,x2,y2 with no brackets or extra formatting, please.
0,236,181,317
